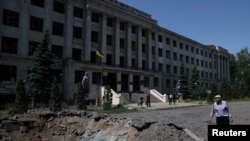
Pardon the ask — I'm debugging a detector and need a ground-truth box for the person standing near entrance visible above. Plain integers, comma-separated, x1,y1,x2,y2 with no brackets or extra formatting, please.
168,94,173,105
81,72,89,109
146,92,151,107
208,95,234,125
139,95,143,108
129,92,132,102
172,94,176,105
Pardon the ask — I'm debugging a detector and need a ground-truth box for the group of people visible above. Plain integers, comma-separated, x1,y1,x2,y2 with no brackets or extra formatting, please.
168,94,177,105
138,93,234,125
82,72,233,125
139,92,151,107
139,92,179,107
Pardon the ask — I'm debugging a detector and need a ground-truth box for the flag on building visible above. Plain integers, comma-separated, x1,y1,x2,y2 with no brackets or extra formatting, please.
96,48,104,58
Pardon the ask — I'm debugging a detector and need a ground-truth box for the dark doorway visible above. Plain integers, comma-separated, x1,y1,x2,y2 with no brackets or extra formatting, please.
133,75,140,92
103,73,117,92
121,74,128,92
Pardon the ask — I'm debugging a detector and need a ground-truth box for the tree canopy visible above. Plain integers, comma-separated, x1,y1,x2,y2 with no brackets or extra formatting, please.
28,30,53,104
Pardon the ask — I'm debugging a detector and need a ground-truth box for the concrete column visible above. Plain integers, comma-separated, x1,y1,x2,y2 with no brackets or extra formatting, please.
129,73,133,92
117,72,121,92
84,9,91,63
63,64,75,101
17,0,31,81
154,32,159,71
137,26,142,69
44,0,53,30
101,13,107,64
220,56,224,81
224,56,228,79
226,57,230,81
149,76,154,89
217,54,221,81
19,0,29,57
61,1,74,101
222,56,225,79
147,30,152,70
0,1,2,47
115,18,120,66
140,74,144,92
126,22,132,67
64,0,73,59
222,58,224,80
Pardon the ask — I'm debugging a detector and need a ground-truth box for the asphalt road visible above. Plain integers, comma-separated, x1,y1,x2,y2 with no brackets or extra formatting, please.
112,101,250,141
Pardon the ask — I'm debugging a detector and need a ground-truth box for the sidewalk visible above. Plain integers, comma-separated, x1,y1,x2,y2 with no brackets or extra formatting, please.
125,101,206,111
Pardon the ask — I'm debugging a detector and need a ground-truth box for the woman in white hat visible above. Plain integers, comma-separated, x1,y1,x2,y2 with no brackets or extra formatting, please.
208,95,234,125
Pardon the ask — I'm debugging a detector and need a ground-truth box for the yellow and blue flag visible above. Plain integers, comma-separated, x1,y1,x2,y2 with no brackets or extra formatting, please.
96,48,104,58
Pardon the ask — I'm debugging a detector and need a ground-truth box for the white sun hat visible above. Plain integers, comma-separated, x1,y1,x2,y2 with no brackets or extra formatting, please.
214,95,221,98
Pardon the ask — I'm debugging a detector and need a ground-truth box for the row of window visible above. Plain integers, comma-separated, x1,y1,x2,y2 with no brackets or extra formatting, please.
90,34,215,69
1,36,218,78
162,64,215,80
90,30,215,60
31,0,83,18
89,50,216,79
3,9,83,38
1,35,217,73
0,65,213,90
91,13,213,58
29,0,186,56
25,1,215,59
3,7,214,60
0,64,212,91
1,36,84,61
164,79,210,90
0,64,62,83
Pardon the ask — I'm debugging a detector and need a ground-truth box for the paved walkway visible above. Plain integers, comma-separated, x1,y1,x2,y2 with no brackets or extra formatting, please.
125,101,206,111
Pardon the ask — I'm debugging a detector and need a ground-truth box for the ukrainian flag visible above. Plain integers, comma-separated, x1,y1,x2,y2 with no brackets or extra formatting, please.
96,48,104,58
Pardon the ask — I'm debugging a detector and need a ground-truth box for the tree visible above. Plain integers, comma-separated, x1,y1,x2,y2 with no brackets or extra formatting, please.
207,83,218,103
179,62,189,98
235,47,250,96
220,77,230,89
49,77,61,112
191,66,199,89
103,85,112,110
229,54,237,85
28,30,53,104
190,66,200,99
76,82,86,110
14,79,28,113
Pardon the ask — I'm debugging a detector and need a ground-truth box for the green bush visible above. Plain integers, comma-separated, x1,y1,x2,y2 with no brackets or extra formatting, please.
102,85,113,110
49,77,62,112
13,79,28,114
76,82,86,110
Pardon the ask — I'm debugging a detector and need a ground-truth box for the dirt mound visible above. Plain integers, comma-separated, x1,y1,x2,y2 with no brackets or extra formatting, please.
0,108,195,141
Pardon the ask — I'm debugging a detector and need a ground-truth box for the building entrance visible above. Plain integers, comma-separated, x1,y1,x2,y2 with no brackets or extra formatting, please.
103,73,117,92
121,74,129,92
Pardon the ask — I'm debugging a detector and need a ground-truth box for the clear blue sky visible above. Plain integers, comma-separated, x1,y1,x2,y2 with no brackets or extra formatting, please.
118,0,250,55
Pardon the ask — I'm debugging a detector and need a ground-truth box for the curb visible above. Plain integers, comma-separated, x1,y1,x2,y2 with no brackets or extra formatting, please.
126,103,206,111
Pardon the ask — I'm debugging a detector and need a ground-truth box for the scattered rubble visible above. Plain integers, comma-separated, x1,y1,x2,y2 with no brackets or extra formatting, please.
0,108,195,141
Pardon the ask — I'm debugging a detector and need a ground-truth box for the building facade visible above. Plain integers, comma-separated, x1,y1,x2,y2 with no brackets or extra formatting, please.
0,0,230,101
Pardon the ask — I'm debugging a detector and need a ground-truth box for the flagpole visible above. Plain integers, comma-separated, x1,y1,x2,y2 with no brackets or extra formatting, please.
101,58,103,86
100,57,103,106
95,48,103,106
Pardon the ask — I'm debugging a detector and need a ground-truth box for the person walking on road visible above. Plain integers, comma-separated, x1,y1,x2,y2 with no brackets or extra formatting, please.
139,95,143,108
172,94,176,105
168,94,173,105
208,95,234,125
146,92,151,107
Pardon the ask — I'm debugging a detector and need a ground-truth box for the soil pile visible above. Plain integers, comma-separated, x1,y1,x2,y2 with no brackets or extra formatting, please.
0,109,194,141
